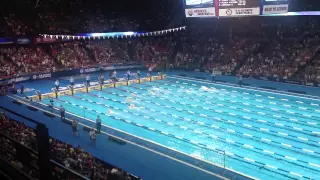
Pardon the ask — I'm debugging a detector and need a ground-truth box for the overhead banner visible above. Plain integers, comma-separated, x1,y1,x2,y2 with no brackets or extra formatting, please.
184,0,216,17
34,36,57,44
0,38,14,44
262,0,289,15
15,38,32,44
217,0,260,17
185,7,216,17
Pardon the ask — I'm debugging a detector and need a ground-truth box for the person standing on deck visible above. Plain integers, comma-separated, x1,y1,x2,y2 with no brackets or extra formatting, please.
136,70,140,78
126,70,131,80
72,119,78,136
20,83,24,95
211,71,216,83
70,76,74,86
238,74,243,86
96,115,102,133
98,73,104,85
89,129,96,146
86,75,90,86
60,105,66,121
55,80,59,91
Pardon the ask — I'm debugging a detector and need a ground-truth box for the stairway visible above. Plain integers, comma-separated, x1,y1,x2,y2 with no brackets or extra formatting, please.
231,41,268,75
79,41,97,62
42,45,63,69
127,40,137,61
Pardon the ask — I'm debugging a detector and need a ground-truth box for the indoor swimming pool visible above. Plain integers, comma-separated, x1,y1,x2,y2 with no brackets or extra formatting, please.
41,76,320,180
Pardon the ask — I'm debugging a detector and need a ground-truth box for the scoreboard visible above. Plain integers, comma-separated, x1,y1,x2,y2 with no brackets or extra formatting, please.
218,0,260,17
184,0,290,17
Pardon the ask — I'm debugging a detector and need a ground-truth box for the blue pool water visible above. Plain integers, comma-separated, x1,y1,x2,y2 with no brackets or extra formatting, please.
41,76,320,180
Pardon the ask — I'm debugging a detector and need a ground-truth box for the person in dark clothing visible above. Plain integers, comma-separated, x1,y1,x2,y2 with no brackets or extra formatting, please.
20,83,24,95
98,73,104,85
136,70,140,78
238,74,243,86
126,70,131,80
60,105,65,121
12,84,18,94
96,115,101,133
86,74,90,86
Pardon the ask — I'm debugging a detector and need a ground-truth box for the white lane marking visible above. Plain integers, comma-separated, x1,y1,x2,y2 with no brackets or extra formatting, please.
307,122,316,125
261,138,271,142
290,172,302,178
293,127,303,131
285,156,297,161
263,150,274,154
278,132,287,136
281,143,292,148
309,163,320,168
260,128,269,132
303,149,314,153
266,164,277,169
226,139,235,143
258,120,267,123
244,144,254,149
298,137,308,141
244,157,255,162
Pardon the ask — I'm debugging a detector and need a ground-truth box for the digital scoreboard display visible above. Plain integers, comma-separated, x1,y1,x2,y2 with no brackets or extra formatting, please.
262,0,289,15
183,0,290,17
219,0,260,8
184,0,216,17
218,0,260,16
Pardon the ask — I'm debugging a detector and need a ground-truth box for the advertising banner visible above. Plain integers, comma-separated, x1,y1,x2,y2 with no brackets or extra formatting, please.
79,67,100,74
0,38,14,44
34,36,57,44
185,7,216,17
219,7,260,16
262,0,289,15
32,73,52,80
184,0,216,17
16,38,32,44
262,4,289,15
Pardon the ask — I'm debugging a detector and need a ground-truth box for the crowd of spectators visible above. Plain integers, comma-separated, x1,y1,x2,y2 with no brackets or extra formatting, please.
0,112,136,180
50,42,94,69
295,33,320,83
239,32,320,80
0,46,57,77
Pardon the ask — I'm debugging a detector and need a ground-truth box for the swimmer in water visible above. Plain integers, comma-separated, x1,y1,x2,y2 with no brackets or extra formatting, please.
132,93,136,97
148,90,156,95
126,98,133,103
129,104,136,109
108,109,114,114
200,86,209,91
